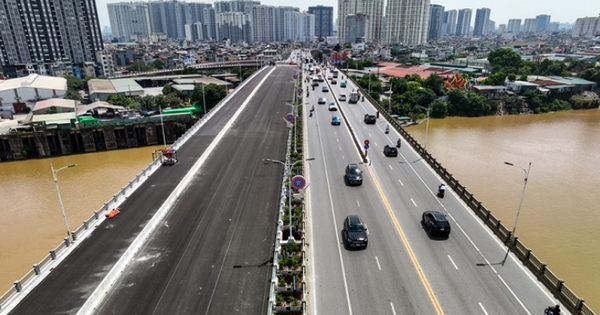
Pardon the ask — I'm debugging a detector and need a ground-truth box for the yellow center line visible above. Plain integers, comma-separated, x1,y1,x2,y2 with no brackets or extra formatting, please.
367,166,445,315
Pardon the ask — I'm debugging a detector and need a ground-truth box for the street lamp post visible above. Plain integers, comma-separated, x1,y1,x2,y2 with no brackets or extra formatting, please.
51,163,77,240
264,158,314,244
417,104,431,150
201,84,207,116
502,161,532,266
368,70,371,92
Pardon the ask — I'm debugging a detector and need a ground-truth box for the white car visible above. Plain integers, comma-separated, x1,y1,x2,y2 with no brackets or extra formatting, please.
328,102,338,111
338,93,347,101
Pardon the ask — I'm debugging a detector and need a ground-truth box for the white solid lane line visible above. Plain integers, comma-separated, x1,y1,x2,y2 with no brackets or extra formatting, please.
479,302,489,315
447,255,459,270
391,302,397,315
411,198,417,207
375,256,382,271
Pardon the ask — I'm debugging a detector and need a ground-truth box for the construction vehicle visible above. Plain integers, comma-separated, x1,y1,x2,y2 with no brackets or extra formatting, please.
153,148,178,165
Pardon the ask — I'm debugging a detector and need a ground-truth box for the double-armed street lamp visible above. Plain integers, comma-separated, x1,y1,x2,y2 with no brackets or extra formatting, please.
264,158,315,244
51,163,77,240
502,161,532,266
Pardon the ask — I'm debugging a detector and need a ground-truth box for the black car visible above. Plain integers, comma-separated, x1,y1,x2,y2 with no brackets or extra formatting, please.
345,163,363,186
422,211,451,238
383,145,398,157
364,114,376,124
343,215,368,248
322,86,329,92
318,97,326,104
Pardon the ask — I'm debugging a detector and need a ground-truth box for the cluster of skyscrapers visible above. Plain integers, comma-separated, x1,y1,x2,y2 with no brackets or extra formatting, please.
108,1,335,44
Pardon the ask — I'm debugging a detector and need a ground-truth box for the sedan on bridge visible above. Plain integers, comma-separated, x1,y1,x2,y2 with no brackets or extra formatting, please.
422,211,451,238
331,115,341,125
344,163,363,186
343,215,368,249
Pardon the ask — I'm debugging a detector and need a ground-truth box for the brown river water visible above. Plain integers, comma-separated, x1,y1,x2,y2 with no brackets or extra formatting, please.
0,109,599,310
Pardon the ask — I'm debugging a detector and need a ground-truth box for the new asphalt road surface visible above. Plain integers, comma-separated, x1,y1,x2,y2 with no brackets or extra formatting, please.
9,65,296,314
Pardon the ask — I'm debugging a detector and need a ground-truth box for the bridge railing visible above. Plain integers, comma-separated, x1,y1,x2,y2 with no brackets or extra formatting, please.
345,70,595,315
0,64,271,314
108,60,264,79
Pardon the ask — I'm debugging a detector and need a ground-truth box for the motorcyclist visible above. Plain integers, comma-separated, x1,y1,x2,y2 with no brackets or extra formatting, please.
439,184,446,194
396,138,401,148
544,305,560,315
385,125,390,134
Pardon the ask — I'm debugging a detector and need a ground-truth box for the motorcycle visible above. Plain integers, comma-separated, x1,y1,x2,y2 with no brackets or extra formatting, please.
544,305,561,315
438,184,446,198
396,139,401,148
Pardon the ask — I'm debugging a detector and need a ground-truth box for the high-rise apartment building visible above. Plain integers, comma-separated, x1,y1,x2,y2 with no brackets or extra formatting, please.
214,0,261,14
216,12,253,44
308,6,334,39
572,16,600,38
507,19,522,33
108,3,152,42
442,10,457,36
283,12,315,42
0,0,103,77
455,8,472,36
498,24,506,33
384,0,431,45
523,18,537,33
428,4,444,40
338,0,385,44
535,14,551,33
473,8,491,36
249,6,299,43
345,14,369,43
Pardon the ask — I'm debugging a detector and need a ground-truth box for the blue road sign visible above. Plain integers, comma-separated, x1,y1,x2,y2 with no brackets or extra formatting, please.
364,144,370,150
285,113,295,123
292,175,306,190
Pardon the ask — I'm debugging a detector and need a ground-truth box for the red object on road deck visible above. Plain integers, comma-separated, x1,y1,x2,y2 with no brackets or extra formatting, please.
106,208,121,219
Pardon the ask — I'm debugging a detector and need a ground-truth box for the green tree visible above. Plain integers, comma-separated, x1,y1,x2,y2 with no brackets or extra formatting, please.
191,84,226,112
162,83,176,95
139,95,155,111
64,89,82,101
487,48,522,74
106,94,139,108
483,71,507,85
151,59,165,70
64,75,84,90
430,99,448,118
424,74,444,96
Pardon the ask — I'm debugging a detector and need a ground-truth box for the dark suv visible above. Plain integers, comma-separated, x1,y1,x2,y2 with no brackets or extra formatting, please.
383,145,398,157
345,163,363,186
364,114,376,124
422,211,451,238
343,215,368,249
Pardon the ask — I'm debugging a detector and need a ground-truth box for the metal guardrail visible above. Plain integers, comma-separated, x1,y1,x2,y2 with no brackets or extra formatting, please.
343,70,595,315
0,65,271,314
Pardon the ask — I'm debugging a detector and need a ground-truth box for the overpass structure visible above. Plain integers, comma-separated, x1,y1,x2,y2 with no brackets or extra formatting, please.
0,51,594,314
108,60,266,79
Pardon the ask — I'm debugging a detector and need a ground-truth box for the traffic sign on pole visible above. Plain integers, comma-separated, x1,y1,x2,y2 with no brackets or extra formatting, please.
291,175,306,190
285,113,295,123
364,139,370,145
364,144,370,150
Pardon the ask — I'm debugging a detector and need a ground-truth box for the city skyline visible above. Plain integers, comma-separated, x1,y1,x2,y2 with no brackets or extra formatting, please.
95,0,596,30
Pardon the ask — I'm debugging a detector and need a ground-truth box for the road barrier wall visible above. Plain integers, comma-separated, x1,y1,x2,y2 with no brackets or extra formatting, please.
347,74,595,315
0,65,271,314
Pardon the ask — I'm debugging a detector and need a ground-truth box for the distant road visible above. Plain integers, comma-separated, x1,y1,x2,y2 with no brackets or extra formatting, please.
9,66,295,314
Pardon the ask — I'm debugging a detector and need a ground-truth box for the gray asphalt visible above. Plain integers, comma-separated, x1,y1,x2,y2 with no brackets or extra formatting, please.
9,66,294,314
304,63,564,314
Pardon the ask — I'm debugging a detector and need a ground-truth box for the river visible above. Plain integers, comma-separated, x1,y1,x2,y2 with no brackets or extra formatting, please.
0,110,599,310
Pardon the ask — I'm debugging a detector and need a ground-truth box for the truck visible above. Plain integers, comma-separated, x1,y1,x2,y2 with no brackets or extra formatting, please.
332,70,339,78
349,92,359,104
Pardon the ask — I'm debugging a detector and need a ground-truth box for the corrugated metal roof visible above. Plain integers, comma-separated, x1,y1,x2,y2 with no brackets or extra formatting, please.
33,98,76,111
88,79,116,94
110,78,143,93
0,74,67,92
31,112,76,123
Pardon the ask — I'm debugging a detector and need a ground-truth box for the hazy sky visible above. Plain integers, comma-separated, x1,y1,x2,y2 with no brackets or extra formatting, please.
94,0,598,29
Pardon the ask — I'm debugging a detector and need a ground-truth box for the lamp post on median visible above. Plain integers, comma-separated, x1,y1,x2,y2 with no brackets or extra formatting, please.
368,70,371,93
264,158,315,244
51,163,77,240
201,84,207,116
501,161,532,266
